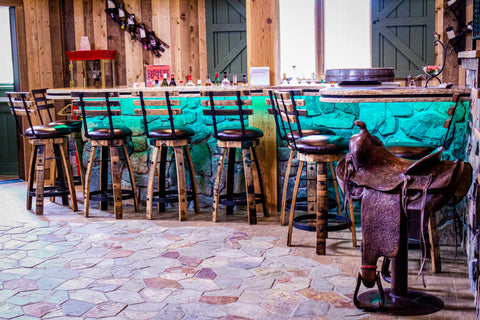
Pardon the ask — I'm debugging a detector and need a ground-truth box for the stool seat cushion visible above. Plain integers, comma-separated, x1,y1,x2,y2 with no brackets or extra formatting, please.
25,125,70,138
48,120,82,132
295,135,349,155
217,126,264,141
287,127,336,141
386,142,436,160
148,126,195,140
87,127,132,140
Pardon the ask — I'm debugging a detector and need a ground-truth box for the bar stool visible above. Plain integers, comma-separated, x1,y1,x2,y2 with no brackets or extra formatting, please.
266,89,344,227
133,90,199,221
202,90,267,224
72,91,139,219
272,91,352,254
31,88,85,186
6,92,77,215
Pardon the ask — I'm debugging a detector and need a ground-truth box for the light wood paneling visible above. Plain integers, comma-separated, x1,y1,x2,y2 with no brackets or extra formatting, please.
125,0,144,85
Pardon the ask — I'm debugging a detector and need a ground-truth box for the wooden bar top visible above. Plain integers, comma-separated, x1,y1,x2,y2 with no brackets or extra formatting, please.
46,85,472,103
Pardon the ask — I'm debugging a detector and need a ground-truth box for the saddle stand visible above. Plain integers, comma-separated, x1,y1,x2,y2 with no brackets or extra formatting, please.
338,121,472,316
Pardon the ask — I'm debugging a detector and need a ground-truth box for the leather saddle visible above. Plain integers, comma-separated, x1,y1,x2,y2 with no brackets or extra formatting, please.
336,121,472,285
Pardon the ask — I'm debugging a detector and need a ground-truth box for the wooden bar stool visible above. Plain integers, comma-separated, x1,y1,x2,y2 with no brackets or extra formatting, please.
31,88,85,186
72,91,139,219
202,90,267,224
133,90,199,221
265,89,344,228
272,91,353,254
6,92,77,215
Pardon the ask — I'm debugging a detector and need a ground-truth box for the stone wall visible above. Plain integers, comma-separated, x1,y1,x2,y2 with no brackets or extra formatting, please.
81,96,470,245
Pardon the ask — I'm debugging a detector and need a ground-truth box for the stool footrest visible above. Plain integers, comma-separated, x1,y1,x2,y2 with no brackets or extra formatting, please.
292,213,350,232
89,189,136,202
219,192,265,207
152,190,196,204
286,197,339,211
28,186,71,198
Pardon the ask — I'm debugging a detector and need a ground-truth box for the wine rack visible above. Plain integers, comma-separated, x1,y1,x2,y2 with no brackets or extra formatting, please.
106,0,169,57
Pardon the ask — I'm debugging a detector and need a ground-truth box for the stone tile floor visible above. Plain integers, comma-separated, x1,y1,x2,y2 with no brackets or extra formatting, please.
0,182,476,319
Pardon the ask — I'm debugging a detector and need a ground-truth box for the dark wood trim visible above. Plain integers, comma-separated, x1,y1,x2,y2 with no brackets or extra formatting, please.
315,0,324,77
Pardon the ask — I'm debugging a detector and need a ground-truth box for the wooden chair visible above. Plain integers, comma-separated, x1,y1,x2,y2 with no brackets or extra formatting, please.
6,92,77,215
265,89,344,228
133,90,199,221
202,90,267,224
31,88,85,186
72,91,139,219
273,90,353,254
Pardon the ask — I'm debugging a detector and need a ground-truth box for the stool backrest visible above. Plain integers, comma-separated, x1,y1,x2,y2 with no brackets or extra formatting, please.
71,91,121,139
31,88,55,125
201,90,253,139
5,91,39,138
132,90,182,139
267,90,306,149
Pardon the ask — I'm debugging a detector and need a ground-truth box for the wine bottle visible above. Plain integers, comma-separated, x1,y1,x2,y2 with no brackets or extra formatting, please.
169,73,177,86
221,72,230,87
127,14,137,40
139,23,148,49
204,75,213,86
186,75,195,87
161,73,169,87
214,72,220,86
106,0,117,20
118,3,126,29
447,0,463,18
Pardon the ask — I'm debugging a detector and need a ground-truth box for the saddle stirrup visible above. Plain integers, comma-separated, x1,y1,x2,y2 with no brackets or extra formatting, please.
353,272,385,311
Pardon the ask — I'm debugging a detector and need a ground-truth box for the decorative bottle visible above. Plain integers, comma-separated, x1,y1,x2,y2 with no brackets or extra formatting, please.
118,3,126,29
204,75,213,86
127,13,137,40
221,72,230,87
242,74,247,86
161,73,169,86
232,74,238,86
186,75,195,87
169,74,177,86
139,24,148,49
106,0,117,20
214,72,220,86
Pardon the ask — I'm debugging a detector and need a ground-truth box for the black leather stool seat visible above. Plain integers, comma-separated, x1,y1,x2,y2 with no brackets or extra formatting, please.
148,126,194,140
25,125,70,138
287,127,336,141
87,127,132,140
295,135,349,155
386,142,436,160
217,126,264,141
49,120,82,132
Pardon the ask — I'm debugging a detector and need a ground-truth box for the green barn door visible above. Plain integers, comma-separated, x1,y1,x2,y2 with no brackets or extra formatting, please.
205,0,247,78
372,0,435,78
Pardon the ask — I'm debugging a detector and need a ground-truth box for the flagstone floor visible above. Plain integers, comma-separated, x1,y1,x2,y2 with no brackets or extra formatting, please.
0,181,476,320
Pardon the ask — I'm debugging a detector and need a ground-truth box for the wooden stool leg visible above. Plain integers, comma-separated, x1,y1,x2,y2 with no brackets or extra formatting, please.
26,145,37,210
100,146,109,210
348,199,357,247
121,141,139,212
49,154,57,203
281,149,295,226
174,146,187,221
225,147,236,215
213,147,227,222
184,145,199,214
251,146,268,217
59,142,78,211
329,162,342,216
110,146,123,219
428,210,441,273
288,160,304,246
147,146,160,220
73,132,86,186
316,162,328,255
53,144,69,206
157,146,167,212
242,148,257,225
35,145,46,215
307,162,317,221
84,145,97,217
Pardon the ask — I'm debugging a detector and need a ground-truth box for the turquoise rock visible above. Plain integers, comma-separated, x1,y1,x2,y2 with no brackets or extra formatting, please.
379,115,397,136
401,112,445,145
387,102,413,117
358,103,385,132
314,110,355,129
132,136,147,152
335,103,359,115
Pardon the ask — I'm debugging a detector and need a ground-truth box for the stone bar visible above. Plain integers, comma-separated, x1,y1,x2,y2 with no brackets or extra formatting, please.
47,86,471,234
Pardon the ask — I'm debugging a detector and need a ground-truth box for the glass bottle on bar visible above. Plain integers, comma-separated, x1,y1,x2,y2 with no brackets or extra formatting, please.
186,75,195,87
204,75,213,86
221,72,230,87
232,74,238,86
161,73,169,86
242,74,247,86
169,73,177,86
214,72,220,86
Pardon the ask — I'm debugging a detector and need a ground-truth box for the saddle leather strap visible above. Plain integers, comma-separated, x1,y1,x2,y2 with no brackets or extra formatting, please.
417,174,434,282
361,265,377,269
401,174,411,217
